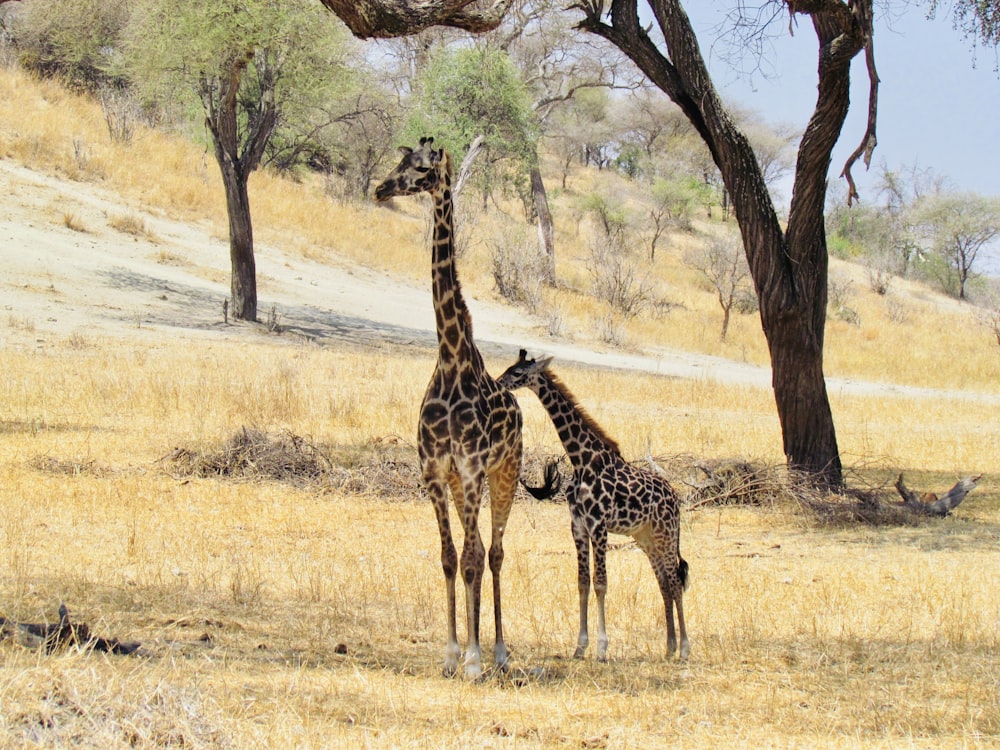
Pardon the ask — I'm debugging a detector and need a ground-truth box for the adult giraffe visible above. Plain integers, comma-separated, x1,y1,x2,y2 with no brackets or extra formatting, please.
375,138,523,679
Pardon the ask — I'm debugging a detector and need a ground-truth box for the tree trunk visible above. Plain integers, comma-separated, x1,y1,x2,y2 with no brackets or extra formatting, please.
530,165,556,285
220,161,258,322
200,53,277,324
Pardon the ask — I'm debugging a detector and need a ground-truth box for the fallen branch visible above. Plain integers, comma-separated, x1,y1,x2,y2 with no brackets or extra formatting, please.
0,604,142,655
895,473,982,516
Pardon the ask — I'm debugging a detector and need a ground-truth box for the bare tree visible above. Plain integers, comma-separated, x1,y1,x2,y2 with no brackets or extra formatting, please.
684,232,750,341
569,1,886,487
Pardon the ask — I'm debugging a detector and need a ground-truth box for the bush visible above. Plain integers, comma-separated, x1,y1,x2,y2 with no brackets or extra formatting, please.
588,233,654,319
489,232,545,312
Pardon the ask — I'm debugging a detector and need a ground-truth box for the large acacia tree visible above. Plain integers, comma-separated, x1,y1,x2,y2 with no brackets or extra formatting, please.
318,0,884,488
573,1,877,488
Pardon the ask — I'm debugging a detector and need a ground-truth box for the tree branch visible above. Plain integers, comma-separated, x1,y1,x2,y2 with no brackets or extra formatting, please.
453,133,485,199
317,0,513,38
895,473,981,516
840,3,878,205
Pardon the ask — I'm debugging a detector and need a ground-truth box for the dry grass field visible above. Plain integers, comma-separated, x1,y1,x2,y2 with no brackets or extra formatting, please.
1,66,999,748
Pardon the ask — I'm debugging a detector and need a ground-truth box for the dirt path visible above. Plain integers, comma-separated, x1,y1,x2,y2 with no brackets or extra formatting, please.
2,158,997,405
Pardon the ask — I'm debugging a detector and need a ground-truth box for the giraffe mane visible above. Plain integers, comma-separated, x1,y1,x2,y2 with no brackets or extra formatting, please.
542,368,621,455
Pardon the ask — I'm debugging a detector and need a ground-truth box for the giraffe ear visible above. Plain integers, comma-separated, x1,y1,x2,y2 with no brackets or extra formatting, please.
398,146,413,156
534,356,554,370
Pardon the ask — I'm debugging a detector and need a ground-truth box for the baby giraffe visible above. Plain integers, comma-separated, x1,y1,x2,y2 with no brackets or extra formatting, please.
498,349,689,660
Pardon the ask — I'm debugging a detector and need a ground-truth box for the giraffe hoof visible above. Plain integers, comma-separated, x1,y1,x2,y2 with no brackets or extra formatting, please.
443,643,461,676
464,662,484,681
494,644,510,672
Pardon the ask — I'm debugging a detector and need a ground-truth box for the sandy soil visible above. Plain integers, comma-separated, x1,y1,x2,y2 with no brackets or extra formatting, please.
2,158,996,404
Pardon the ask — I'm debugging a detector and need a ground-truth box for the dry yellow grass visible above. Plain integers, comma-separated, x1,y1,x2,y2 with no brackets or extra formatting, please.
1,66,998,747
1,331,998,747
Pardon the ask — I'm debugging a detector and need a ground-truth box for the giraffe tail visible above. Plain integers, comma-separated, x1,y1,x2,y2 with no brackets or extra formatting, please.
678,557,689,591
520,459,562,500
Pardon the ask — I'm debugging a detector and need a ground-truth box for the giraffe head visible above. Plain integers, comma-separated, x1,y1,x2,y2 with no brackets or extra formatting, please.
374,136,448,203
497,349,553,392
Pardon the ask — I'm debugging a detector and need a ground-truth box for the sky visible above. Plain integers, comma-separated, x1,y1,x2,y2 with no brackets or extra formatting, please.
686,3,999,200
679,2,1000,271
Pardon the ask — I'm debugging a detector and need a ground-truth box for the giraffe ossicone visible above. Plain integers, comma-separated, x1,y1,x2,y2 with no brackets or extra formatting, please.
374,138,524,679
498,349,690,661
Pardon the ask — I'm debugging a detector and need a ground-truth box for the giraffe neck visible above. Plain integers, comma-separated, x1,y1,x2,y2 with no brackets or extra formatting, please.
533,372,620,467
430,159,482,372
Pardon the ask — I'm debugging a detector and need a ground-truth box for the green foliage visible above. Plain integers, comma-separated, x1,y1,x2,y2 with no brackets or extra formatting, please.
825,203,879,260
404,45,538,190
124,0,358,172
616,142,643,178
911,192,1000,299
651,177,703,228
580,193,629,238
8,0,130,90
824,233,857,261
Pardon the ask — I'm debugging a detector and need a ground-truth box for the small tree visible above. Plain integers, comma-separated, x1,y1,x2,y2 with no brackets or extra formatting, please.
588,233,654,319
125,0,354,321
913,193,1000,300
9,0,130,89
684,232,751,341
404,45,538,207
648,177,703,260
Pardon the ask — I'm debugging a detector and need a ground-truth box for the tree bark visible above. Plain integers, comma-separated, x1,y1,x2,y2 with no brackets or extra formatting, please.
530,165,557,285
317,0,512,37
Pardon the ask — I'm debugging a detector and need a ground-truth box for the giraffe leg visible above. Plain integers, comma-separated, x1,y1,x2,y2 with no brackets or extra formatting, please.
642,519,689,660
487,451,519,672
571,511,591,659
455,466,487,680
591,523,610,662
675,586,690,660
428,472,460,676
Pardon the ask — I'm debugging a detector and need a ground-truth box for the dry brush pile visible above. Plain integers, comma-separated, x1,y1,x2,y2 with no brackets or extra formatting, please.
158,429,981,528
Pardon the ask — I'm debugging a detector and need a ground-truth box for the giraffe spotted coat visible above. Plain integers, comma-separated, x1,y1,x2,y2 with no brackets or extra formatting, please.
499,349,689,660
375,138,523,679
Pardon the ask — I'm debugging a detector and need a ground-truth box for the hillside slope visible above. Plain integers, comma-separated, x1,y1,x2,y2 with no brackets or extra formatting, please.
4,156,1000,408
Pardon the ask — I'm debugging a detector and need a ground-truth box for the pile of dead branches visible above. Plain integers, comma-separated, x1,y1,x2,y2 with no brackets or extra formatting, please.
164,428,331,486
679,457,786,508
163,429,424,498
